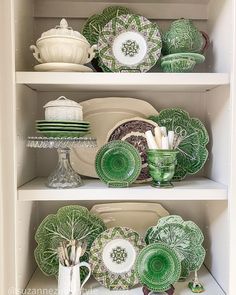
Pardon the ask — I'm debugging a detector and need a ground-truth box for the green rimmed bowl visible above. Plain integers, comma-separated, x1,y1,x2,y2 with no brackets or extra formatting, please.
135,243,181,292
95,140,142,187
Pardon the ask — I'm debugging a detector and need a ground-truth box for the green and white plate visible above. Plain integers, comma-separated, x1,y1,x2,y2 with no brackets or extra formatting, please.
37,130,89,138
161,53,205,63
34,205,106,281
98,14,162,72
95,140,142,187
36,120,90,125
135,243,181,292
89,227,145,290
145,215,206,280
149,108,209,180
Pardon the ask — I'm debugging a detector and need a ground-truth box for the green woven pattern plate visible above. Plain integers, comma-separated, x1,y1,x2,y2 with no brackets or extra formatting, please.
145,215,206,280
135,243,181,292
95,140,142,187
89,227,145,290
98,14,162,72
34,205,106,281
149,108,209,180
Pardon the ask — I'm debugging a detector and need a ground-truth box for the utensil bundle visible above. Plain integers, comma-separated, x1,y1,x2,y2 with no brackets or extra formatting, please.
57,240,87,267
145,126,185,150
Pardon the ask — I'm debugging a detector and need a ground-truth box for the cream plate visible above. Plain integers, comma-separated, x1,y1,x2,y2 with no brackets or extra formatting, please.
70,97,158,178
34,63,93,72
90,203,169,236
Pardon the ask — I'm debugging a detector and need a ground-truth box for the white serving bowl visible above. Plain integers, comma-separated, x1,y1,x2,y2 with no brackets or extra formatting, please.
44,96,83,121
30,18,97,65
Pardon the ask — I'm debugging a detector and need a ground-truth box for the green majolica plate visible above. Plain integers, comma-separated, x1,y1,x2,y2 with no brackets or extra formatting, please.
36,120,90,125
135,243,181,292
95,140,142,187
145,215,206,280
89,227,145,290
161,53,205,63
37,126,90,131
36,124,90,129
37,130,89,138
34,205,106,281
149,108,209,180
98,14,162,72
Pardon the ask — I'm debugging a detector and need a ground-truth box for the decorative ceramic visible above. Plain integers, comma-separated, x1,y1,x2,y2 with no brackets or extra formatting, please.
145,215,206,280
143,285,175,295
161,53,205,72
135,243,181,292
44,96,83,121
90,203,169,236
37,130,89,138
107,117,158,183
58,262,91,295
89,227,145,290
162,19,209,55
188,271,205,293
149,108,209,180
37,120,89,125
147,150,178,188
70,97,158,178
98,14,162,72
37,125,90,130
34,205,106,280
95,141,142,187
30,18,97,65
34,63,93,72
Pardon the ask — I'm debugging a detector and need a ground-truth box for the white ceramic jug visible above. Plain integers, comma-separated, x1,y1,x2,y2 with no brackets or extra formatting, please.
58,261,91,295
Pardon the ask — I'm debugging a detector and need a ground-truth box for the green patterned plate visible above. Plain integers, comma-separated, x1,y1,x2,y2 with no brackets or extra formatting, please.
135,243,181,292
89,227,145,290
145,215,206,280
37,126,90,131
98,14,162,72
95,140,142,187
149,108,209,180
34,205,106,281
37,130,89,138
36,123,90,129
161,53,205,63
36,120,90,125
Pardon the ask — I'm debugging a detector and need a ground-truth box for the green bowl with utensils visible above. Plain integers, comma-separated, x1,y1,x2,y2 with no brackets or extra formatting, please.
147,150,178,188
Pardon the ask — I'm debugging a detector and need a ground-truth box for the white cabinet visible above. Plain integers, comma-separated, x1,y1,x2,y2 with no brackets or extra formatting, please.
1,0,236,294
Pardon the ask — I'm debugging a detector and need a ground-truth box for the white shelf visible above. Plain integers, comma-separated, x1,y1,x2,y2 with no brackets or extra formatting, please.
17,177,227,201
16,72,230,92
26,266,224,295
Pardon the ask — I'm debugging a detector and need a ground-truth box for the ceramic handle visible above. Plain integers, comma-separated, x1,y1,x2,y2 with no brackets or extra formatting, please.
86,45,97,63
79,261,91,289
200,31,210,53
30,45,43,63
56,96,68,101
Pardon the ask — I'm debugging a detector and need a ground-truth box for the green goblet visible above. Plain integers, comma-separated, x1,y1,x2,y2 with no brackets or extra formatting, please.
147,150,178,188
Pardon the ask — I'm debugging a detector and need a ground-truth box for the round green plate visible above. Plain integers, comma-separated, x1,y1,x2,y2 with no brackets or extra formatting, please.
36,120,90,125
145,215,206,280
37,126,90,131
36,123,90,129
37,130,89,138
135,243,181,292
161,53,205,64
95,140,142,187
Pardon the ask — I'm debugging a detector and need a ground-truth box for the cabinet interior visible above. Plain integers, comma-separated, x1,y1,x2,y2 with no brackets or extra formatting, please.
14,0,232,294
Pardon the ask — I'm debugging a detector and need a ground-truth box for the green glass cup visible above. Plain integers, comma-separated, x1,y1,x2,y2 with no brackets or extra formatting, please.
147,149,178,188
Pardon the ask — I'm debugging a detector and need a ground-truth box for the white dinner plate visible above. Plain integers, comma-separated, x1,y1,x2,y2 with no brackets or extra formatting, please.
70,97,158,178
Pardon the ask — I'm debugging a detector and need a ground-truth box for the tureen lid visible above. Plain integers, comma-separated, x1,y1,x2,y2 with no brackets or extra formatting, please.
39,18,88,43
44,96,83,109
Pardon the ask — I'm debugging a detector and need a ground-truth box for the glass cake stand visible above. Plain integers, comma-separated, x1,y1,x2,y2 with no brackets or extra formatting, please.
27,137,97,189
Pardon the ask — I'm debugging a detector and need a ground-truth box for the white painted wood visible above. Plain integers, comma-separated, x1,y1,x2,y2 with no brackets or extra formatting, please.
34,1,208,20
25,266,225,295
16,72,229,92
18,177,227,201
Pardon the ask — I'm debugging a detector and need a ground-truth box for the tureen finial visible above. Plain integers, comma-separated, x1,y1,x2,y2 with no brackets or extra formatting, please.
60,18,68,29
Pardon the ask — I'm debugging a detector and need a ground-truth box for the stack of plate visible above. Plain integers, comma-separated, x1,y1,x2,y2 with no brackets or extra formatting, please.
36,120,90,138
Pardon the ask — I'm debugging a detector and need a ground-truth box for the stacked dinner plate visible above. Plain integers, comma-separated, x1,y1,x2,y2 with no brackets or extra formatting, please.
36,120,90,138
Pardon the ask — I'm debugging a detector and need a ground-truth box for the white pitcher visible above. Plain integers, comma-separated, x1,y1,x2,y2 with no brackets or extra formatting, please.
58,261,91,295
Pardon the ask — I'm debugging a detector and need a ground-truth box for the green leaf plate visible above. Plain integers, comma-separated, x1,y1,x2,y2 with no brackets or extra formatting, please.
36,123,90,129
37,126,90,131
36,120,90,125
89,227,145,290
135,243,181,292
145,215,206,280
149,108,209,180
95,140,142,187
34,205,106,281
161,53,205,64
37,130,89,138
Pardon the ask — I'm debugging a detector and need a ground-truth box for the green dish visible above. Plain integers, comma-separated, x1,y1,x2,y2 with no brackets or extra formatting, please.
36,120,90,125
34,205,106,281
161,53,205,63
36,123,90,129
37,126,90,131
135,243,181,292
145,215,206,280
37,130,89,138
149,108,209,180
95,140,142,187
